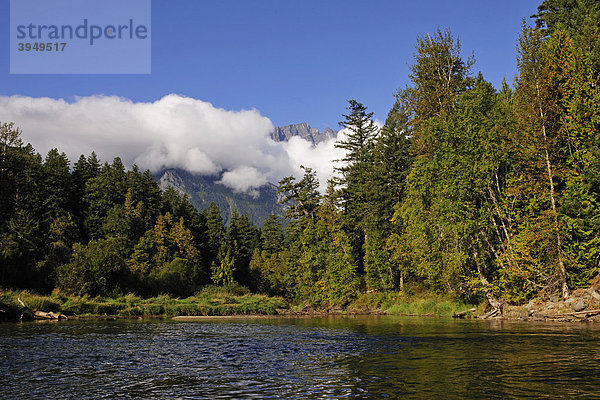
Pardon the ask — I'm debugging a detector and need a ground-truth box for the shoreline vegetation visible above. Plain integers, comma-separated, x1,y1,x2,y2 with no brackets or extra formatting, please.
4,285,600,324
0,286,476,322
0,285,286,322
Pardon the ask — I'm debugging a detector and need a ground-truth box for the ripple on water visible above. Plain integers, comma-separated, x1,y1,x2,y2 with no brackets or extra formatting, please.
1,317,600,399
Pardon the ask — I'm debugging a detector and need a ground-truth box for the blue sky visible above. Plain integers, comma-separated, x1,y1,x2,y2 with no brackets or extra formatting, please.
1,0,541,130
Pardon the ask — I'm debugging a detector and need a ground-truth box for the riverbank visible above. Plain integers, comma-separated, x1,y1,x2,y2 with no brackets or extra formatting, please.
0,287,480,322
0,286,287,322
4,286,600,324
500,286,600,323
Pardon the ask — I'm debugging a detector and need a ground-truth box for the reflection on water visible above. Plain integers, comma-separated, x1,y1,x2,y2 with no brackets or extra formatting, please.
1,316,599,399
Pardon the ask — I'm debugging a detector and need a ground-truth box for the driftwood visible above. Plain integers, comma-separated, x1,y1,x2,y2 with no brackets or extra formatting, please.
452,308,476,319
545,309,600,320
33,310,67,320
480,308,500,319
17,296,67,320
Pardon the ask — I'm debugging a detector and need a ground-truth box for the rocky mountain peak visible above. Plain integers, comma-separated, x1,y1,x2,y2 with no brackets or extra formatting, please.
270,123,337,145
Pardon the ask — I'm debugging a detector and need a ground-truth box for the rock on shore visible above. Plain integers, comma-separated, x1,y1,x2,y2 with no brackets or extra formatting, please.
501,287,600,322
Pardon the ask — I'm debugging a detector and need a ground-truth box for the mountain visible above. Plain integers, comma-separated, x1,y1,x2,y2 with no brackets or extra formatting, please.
156,168,283,227
155,123,336,226
270,122,337,144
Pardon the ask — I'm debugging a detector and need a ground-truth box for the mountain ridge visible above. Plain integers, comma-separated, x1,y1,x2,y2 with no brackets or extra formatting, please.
155,123,335,226
270,122,337,144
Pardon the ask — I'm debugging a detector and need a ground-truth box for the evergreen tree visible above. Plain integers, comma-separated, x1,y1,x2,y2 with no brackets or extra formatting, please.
71,152,101,240
260,214,285,255
0,123,46,289
278,166,321,225
103,188,147,251
0,122,24,229
205,202,225,266
532,0,600,70
296,184,359,306
335,99,378,228
225,210,259,286
127,166,163,221
128,212,206,296
41,149,72,224
84,158,127,239
212,242,235,286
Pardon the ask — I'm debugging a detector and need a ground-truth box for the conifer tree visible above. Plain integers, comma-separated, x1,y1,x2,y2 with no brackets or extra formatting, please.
260,214,285,255
205,202,225,265
42,149,72,225
85,158,127,239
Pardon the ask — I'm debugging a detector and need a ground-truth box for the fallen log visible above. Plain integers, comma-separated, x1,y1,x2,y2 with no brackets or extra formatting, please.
480,308,500,319
452,308,476,319
545,309,600,319
16,296,67,320
33,310,67,320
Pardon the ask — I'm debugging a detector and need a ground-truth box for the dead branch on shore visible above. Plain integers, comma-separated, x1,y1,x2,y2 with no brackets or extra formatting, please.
16,296,67,320
480,308,500,319
452,308,476,319
544,309,600,320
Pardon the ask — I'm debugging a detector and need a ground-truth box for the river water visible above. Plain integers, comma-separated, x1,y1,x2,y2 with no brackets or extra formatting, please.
1,316,599,399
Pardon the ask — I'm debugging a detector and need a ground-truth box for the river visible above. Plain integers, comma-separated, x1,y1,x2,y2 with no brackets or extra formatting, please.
1,316,599,399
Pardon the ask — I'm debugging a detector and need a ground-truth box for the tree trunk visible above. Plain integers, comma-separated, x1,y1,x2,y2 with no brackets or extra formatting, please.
536,81,569,299
472,247,504,314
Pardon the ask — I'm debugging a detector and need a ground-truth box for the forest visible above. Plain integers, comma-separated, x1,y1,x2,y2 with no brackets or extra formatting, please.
1,0,599,313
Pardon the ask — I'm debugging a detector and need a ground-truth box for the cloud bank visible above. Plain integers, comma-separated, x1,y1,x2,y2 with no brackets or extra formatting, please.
0,94,346,193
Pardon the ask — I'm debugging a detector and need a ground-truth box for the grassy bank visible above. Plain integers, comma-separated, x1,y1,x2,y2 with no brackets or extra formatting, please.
1,285,481,322
348,291,479,317
0,285,288,321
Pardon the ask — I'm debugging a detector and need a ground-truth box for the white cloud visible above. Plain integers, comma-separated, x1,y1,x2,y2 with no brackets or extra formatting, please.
217,166,268,197
281,122,383,192
0,94,354,193
281,131,348,192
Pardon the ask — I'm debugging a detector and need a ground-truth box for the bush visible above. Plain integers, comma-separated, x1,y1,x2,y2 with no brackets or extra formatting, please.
56,238,128,297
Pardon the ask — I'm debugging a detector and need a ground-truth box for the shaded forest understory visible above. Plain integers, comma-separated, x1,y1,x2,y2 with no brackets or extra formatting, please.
1,1,599,317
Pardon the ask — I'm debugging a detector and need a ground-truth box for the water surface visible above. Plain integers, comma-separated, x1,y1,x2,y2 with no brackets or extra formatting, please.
1,316,599,398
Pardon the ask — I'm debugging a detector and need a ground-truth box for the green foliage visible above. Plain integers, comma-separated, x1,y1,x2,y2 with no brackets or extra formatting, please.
295,190,360,307
151,257,201,297
250,249,295,297
41,149,72,223
128,212,207,296
278,166,321,228
2,7,600,310
404,28,474,125
334,100,378,225
205,202,225,264
350,290,475,317
396,74,505,296
260,214,285,254
0,287,287,320
84,158,127,239
532,0,600,70
225,209,260,284
211,243,236,286
56,238,127,297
